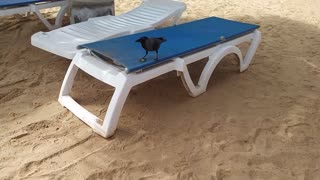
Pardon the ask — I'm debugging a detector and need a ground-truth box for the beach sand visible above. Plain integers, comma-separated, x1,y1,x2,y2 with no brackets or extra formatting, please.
0,0,320,179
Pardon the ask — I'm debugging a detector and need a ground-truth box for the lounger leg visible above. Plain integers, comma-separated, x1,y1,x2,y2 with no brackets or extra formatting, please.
155,50,159,60
143,51,148,59
58,60,132,138
58,61,105,132
197,45,243,92
53,2,69,28
30,1,69,30
98,83,132,138
171,10,184,25
240,30,262,72
176,58,206,97
178,45,243,97
59,61,79,99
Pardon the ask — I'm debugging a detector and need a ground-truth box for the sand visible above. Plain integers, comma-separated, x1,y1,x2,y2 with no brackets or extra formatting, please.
0,0,320,179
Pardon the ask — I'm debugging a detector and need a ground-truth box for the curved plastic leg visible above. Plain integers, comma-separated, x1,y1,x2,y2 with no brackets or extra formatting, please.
97,83,132,138
198,45,243,92
59,61,78,99
240,30,262,72
53,2,69,28
179,45,243,97
58,54,132,138
171,10,184,25
58,58,104,133
31,1,69,30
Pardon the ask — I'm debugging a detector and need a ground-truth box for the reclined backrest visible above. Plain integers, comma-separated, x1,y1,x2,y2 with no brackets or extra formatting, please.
88,0,186,29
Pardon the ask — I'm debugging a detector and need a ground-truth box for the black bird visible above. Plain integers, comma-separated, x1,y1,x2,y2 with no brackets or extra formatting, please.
135,36,167,61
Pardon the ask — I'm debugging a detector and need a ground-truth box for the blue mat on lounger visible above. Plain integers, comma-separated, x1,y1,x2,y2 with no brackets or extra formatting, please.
79,17,260,73
0,0,58,8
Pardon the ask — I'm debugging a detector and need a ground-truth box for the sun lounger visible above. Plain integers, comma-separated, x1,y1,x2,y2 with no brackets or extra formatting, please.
31,0,186,59
59,17,261,138
0,0,68,30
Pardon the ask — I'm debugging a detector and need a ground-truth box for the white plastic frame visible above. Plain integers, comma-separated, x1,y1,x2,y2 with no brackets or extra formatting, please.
59,30,261,138
0,0,68,30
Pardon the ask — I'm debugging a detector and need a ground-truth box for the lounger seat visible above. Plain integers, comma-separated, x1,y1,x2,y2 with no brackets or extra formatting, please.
31,0,186,59
0,0,68,30
59,17,261,138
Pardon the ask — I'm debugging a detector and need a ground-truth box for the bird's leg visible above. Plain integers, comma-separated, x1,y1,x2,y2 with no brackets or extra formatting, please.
155,50,159,60
140,51,148,62
143,51,148,59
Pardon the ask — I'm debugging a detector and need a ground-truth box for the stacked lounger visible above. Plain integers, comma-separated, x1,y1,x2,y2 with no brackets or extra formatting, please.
0,0,68,30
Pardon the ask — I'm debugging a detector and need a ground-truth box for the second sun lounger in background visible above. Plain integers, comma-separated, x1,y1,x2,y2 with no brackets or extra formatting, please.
0,0,68,30
31,0,187,59
59,17,261,138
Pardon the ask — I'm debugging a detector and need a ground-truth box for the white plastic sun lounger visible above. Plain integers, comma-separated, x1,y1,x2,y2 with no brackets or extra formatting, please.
58,17,262,138
0,0,68,30
31,0,186,59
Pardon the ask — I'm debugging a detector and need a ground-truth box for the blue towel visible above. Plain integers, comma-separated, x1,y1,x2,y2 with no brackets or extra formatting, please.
79,17,259,73
0,0,60,8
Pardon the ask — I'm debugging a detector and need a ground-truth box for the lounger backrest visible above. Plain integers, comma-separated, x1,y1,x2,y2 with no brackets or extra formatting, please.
122,0,186,26
89,0,186,29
